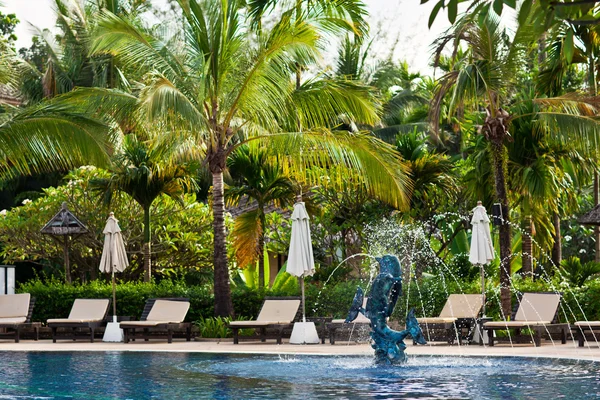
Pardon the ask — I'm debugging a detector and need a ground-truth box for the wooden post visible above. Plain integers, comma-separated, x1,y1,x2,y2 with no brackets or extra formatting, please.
64,236,71,284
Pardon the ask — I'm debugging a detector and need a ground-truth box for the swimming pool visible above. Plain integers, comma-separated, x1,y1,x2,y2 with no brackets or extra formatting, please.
0,352,598,399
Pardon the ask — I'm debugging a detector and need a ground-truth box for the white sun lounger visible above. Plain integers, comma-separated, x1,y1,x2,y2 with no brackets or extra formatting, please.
483,292,568,346
0,293,40,342
47,299,110,342
416,294,484,344
229,297,301,344
120,298,191,343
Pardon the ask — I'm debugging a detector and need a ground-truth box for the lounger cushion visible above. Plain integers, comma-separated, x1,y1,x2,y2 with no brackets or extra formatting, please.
256,299,301,322
417,317,458,324
0,316,26,324
229,320,291,327
574,321,600,327
515,293,560,322
47,318,101,324
119,320,174,327
439,294,484,319
68,299,110,321
0,293,30,319
483,321,551,328
146,300,190,323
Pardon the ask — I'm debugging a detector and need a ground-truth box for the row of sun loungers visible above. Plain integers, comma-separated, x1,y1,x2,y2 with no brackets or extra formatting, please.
0,292,599,347
0,295,191,343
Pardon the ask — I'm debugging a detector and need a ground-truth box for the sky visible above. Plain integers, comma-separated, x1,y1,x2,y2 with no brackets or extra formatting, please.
0,0,452,74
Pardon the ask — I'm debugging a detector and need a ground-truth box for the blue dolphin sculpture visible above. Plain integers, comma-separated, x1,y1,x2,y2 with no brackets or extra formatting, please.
345,255,427,364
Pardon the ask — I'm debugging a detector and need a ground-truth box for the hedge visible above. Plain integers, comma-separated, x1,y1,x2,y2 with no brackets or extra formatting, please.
17,276,600,325
17,279,282,322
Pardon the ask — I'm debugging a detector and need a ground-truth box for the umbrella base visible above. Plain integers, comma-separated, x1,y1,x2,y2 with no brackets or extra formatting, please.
289,322,320,344
102,316,124,342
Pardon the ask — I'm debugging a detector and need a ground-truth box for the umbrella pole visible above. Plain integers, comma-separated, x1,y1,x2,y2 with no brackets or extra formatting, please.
112,269,117,319
480,264,486,316
301,276,306,323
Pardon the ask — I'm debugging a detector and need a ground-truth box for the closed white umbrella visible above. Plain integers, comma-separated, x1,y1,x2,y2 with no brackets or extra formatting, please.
469,201,495,316
287,201,315,323
287,201,319,344
99,212,129,342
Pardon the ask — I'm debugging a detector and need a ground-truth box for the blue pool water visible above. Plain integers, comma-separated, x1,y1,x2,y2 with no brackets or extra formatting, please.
0,352,598,399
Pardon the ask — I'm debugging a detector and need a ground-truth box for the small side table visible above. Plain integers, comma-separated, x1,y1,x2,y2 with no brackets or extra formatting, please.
475,317,492,346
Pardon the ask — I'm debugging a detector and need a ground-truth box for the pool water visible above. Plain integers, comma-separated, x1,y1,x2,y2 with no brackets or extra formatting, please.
0,352,598,399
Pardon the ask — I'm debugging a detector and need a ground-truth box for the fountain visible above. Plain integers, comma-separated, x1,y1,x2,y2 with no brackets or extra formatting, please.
345,254,427,364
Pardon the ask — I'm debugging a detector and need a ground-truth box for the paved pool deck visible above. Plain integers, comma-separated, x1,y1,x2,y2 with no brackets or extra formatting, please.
2,339,600,362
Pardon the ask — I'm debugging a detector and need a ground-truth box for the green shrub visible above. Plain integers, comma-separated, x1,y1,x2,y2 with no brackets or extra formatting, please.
194,316,254,338
18,278,297,323
195,316,231,338
560,256,600,287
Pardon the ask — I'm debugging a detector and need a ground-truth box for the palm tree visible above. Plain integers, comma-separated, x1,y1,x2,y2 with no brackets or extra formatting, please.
395,129,458,218
506,93,592,276
18,0,148,103
92,134,197,282
225,145,296,288
538,20,600,263
430,11,600,315
84,0,411,316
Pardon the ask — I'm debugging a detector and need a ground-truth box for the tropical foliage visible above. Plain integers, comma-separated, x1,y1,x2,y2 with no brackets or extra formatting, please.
3,0,600,323
0,167,215,283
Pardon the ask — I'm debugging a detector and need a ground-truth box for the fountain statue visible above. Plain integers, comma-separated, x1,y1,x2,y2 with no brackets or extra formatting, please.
346,254,427,364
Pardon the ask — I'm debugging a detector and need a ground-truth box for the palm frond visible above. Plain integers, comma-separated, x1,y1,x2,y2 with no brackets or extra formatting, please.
289,76,380,131
252,129,412,210
91,10,186,83
0,104,113,180
231,209,262,268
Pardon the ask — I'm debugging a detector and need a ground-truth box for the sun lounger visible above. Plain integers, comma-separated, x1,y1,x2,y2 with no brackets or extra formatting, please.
483,292,568,347
326,298,371,345
229,297,301,344
0,293,40,342
416,294,484,344
573,321,600,347
120,298,191,343
47,298,110,343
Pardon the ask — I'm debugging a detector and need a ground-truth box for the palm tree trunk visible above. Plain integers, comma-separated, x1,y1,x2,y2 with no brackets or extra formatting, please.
212,169,234,317
595,171,599,263
521,216,533,278
588,50,599,264
551,212,562,268
143,204,151,283
258,209,266,288
490,140,512,317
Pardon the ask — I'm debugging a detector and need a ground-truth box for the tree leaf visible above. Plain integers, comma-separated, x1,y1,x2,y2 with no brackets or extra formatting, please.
478,4,490,25
564,28,574,64
429,0,444,29
518,0,532,25
448,0,458,24
504,0,516,9
493,0,503,16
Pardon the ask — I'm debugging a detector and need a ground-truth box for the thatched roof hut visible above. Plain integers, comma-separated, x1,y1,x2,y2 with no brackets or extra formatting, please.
578,204,600,226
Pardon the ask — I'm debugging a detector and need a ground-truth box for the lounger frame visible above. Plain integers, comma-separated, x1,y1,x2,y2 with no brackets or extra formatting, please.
485,292,568,347
229,296,301,344
120,298,192,344
573,322,600,347
416,294,484,345
48,298,111,343
0,296,40,343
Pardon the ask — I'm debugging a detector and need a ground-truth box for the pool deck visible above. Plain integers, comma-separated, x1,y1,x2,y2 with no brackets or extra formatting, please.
2,339,600,362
